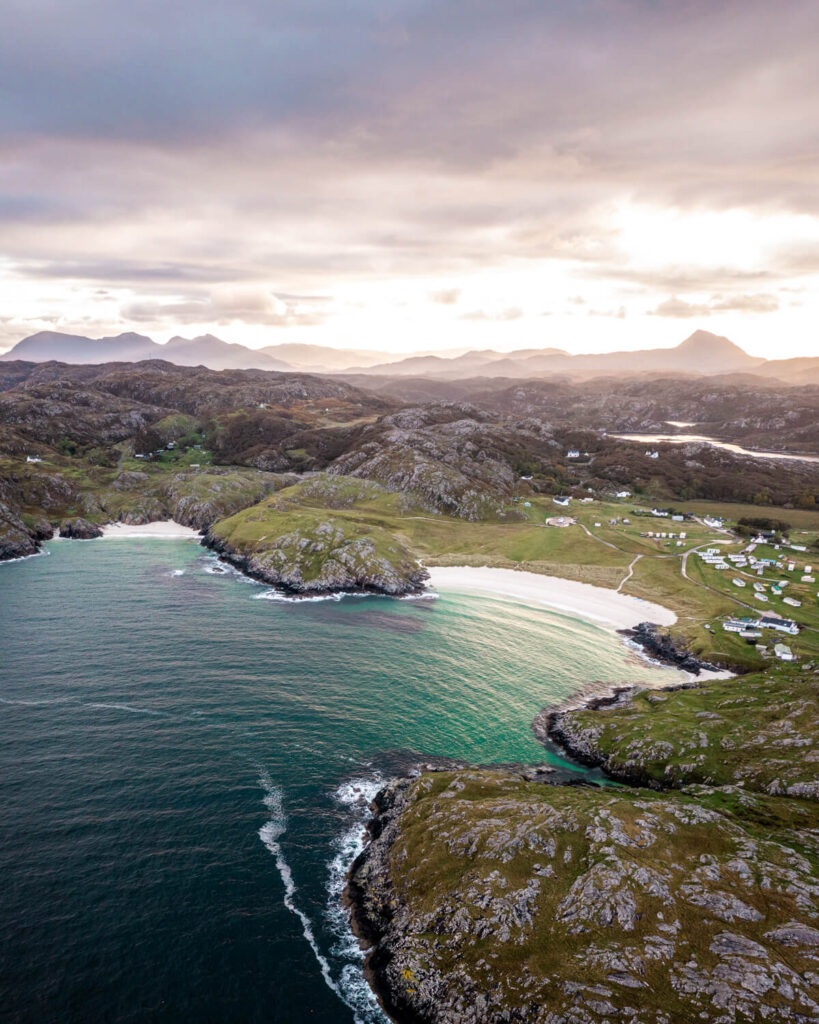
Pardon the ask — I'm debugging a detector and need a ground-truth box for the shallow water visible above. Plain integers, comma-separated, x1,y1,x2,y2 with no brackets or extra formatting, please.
0,539,682,1023
610,431,819,463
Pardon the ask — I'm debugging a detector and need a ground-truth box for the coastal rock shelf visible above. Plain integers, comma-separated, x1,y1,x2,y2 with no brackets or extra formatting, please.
349,770,819,1024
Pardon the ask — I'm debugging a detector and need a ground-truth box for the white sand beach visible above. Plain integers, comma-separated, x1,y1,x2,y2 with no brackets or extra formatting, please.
100,521,201,539
426,565,677,631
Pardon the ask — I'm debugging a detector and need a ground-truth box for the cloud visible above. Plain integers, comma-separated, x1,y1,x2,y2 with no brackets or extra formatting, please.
120,288,328,328
652,293,780,318
0,2,817,352
429,287,461,305
460,307,523,322
587,305,627,319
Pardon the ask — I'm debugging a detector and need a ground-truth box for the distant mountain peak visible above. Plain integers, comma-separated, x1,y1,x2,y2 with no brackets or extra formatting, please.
677,330,746,354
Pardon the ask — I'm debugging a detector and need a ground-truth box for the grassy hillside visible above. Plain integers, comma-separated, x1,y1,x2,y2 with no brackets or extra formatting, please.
552,663,819,796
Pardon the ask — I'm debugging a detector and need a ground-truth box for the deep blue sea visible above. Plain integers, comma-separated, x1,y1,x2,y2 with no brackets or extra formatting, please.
0,539,678,1023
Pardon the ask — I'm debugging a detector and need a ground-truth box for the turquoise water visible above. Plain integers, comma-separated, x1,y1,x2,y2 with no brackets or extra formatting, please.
0,539,678,1023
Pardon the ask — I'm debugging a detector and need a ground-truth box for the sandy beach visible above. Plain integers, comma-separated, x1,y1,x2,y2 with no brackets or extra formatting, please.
99,521,201,539
426,565,677,631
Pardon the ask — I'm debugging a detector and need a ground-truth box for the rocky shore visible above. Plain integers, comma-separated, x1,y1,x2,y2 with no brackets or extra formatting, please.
619,621,720,675
201,527,430,598
348,766,819,1024
347,661,819,1023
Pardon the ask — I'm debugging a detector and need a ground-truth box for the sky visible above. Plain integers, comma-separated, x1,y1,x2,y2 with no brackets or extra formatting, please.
1,0,818,359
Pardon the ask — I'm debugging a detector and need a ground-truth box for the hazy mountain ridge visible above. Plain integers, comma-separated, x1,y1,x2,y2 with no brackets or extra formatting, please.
2,329,817,383
0,331,292,373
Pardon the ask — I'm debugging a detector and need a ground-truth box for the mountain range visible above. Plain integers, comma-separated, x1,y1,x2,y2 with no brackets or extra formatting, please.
1,329,817,384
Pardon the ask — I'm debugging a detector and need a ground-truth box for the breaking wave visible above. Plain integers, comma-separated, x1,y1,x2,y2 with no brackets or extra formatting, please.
252,589,369,603
325,776,389,1023
0,548,50,566
257,771,388,1023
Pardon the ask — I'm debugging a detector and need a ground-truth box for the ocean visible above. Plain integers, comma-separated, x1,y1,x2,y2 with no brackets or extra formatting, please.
0,539,679,1023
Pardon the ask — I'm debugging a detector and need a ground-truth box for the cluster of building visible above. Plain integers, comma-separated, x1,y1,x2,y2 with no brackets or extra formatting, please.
696,548,731,570
645,529,687,545
722,615,799,660
723,615,799,636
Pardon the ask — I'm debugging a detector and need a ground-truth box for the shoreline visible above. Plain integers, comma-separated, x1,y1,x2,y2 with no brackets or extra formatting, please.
99,521,201,539
426,564,677,631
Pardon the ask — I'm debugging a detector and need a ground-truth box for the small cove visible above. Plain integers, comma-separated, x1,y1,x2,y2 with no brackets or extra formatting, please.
0,538,689,1023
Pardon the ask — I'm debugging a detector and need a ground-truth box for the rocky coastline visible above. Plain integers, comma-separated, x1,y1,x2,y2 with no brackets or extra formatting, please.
526,620,725,787
618,621,720,675
346,656,819,1023
201,528,430,598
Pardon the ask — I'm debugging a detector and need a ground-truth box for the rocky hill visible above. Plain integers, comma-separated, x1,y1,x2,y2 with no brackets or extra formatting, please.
1,360,817,568
203,476,429,596
545,665,819,798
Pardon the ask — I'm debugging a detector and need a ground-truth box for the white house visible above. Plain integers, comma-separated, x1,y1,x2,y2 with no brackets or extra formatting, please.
26,455,43,463
732,578,746,587
645,450,659,459
566,450,581,459
760,617,798,635
615,490,631,498
774,644,795,661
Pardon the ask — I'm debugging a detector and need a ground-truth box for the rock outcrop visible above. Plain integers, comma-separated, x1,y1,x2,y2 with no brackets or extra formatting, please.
203,520,429,597
58,517,104,539
619,622,719,674
545,666,819,796
349,770,819,1024
0,500,41,560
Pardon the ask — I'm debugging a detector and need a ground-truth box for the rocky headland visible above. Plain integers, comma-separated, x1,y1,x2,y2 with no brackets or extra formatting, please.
348,662,819,1023
619,621,721,675
203,513,429,597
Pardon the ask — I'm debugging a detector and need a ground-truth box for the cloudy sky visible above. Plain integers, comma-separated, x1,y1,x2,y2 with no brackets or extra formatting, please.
1,0,817,357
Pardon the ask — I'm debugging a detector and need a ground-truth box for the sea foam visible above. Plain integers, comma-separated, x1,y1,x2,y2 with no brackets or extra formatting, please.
324,776,389,1022
253,589,369,603
257,771,388,1023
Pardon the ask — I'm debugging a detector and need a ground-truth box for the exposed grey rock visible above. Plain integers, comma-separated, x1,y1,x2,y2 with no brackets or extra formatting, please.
58,517,103,539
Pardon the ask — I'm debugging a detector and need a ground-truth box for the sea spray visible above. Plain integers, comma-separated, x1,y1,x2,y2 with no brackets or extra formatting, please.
257,771,388,1023
325,777,390,1024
